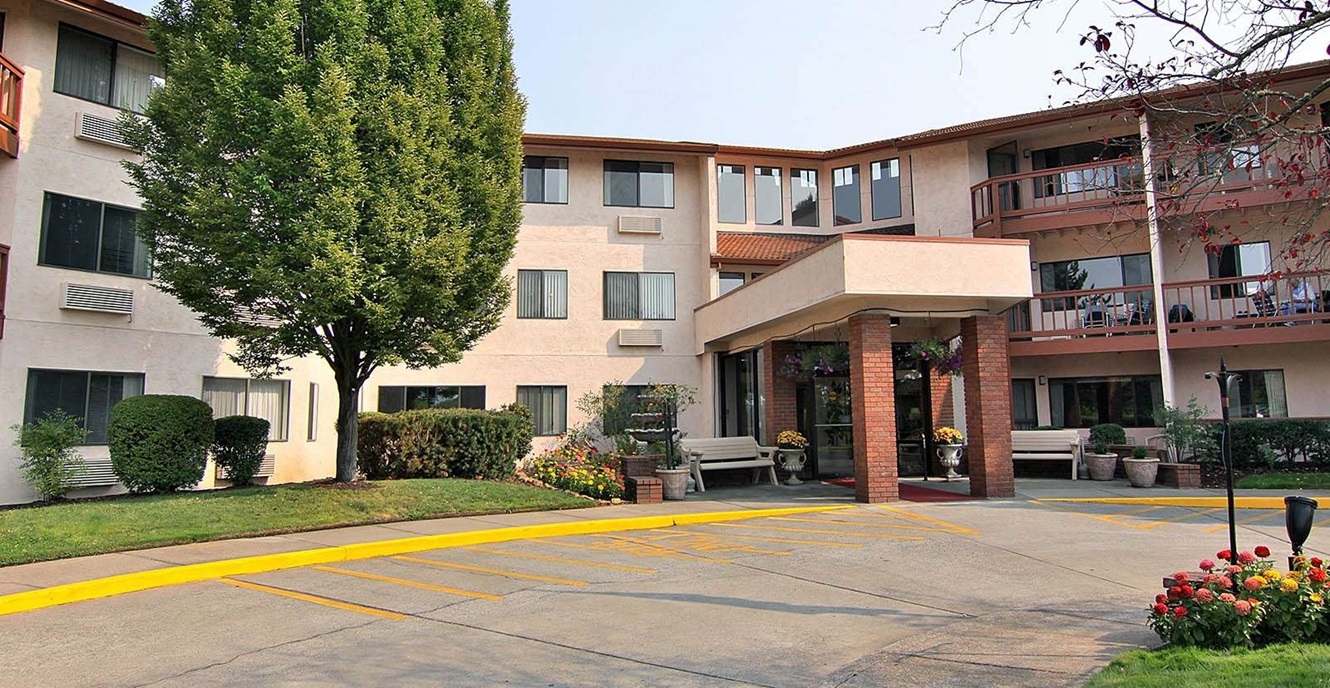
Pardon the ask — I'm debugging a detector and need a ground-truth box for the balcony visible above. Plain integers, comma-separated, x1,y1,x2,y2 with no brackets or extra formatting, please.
0,51,21,158
1007,271,1330,356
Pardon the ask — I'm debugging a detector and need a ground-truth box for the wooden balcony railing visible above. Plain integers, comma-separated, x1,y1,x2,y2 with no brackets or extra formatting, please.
1007,283,1158,342
0,51,22,158
1162,271,1330,330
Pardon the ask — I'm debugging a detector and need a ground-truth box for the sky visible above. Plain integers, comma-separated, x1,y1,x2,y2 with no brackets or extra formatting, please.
109,0,1327,150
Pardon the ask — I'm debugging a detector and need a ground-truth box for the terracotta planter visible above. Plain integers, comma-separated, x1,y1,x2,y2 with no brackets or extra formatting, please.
655,468,690,500
1123,457,1160,488
1086,453,1118,481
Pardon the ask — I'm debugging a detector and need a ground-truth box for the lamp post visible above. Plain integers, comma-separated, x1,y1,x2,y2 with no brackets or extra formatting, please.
1286,496,1318,570
1207,357,1239,566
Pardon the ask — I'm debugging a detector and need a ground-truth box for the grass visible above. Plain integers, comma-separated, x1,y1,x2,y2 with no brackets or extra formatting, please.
1235,472,1330,490
0,479,590,567
1085,644,1330,688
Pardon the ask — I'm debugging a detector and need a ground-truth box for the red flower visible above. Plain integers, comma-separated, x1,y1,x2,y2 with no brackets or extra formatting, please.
1154,603,1169,615
1218,549,1233,560
1255,545,1271,558
1155,593,1169,605
1167,585,1184,600
1172,571,1190,583
1313,557,1324,568
1179,585,1194,598
1311,568,1328,583
1173,605,1188,618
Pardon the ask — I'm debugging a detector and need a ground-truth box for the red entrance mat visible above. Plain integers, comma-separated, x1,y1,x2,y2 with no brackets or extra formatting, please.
822,478,977,502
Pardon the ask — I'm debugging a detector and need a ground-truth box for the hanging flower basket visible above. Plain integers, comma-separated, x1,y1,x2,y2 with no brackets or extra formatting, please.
777,343,850,379
907,338,963,377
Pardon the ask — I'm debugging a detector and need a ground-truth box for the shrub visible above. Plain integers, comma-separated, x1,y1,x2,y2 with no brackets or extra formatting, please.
108,395,215,493
357,407,533,480
10,411,88,501
1200,419,1330,470
212,415,270,486
1089,423,1126,454
526,438,622,500
1154,397,1216,462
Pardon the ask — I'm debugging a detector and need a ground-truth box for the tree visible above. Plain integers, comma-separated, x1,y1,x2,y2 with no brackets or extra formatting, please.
123,0,526,481
937,1,1330,264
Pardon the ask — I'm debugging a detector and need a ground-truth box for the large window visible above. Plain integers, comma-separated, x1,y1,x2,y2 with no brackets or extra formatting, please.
1030,137,1140,197
719,271,745,296
1196,122,1262,184
377,385,486,413
516,385,568,436
832,165,861,225
24,369,144,445
54,24,162,113
522,156,568,204
1208,241,1270,298
1012,379,1038,430
717,164,745,223
603,272,675,320
1038,253,1152,312
754,167,783,225
604,160,674,208
791,169,819,227
517,269,568,319
1229,370,1288,419
202,377,291,441
40,192,150,277
1049,375,1163,428
870,159,902,220
719,350,763,440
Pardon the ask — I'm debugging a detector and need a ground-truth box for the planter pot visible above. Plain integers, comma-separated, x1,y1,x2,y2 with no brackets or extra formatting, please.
777,448,807,485
655,468,690,500
935,444,964,481
1086,453,1118,481
1123,457,1160,488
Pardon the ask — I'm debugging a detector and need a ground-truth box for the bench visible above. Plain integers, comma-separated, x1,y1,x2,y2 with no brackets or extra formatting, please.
1011,429,1082,480
678,436,779,492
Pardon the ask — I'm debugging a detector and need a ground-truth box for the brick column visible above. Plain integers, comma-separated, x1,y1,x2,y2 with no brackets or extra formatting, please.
930,372,954,430
762,340,798,446
961,316,1015,498
849,314,898,503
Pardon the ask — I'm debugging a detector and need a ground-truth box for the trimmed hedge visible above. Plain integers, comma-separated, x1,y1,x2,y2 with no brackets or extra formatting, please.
213,415,271,486
109,395,216,493
357,406,534,480
1199,418,1330,470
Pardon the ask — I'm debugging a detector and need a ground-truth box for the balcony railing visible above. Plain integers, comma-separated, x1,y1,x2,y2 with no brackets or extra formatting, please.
1008,283,1158,342
0,51,22,158
1162,271,1329,331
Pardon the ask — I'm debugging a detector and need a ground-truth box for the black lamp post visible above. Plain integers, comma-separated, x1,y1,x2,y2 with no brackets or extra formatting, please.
1286,496,1319,569
1207,356,1240,566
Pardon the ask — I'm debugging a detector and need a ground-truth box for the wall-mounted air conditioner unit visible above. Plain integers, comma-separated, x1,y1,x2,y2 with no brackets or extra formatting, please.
60,283,135,315
617,328,664,347
617,215,663,235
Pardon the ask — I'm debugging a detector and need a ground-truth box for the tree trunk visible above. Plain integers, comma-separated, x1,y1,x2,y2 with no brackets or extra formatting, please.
335,376,361,482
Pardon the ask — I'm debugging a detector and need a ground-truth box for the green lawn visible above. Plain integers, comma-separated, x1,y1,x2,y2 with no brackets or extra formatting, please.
0,479,590,567
1235,472,1330,490
1086,644,1330,687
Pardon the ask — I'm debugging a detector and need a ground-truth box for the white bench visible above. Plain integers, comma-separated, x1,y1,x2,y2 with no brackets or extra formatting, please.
1011,429,1082,480
678,436,779,492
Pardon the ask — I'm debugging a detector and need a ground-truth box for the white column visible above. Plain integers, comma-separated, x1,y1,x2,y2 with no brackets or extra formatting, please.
1140,111,1175,406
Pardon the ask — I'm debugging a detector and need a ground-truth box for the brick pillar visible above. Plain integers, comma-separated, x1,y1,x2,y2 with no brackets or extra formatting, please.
961,316,1014,498
762,340,798,446
849,314,898,503
931,372,954,430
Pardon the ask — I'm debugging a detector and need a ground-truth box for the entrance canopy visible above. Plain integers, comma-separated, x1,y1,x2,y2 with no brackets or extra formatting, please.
695,234,1033,352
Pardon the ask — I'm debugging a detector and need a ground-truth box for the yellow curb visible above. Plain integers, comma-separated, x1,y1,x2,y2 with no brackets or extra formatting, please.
0,505,852,618
1038,497,1330,509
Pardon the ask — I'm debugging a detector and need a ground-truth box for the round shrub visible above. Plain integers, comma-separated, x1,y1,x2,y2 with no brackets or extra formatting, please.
212,415,270,486
109,395,216,493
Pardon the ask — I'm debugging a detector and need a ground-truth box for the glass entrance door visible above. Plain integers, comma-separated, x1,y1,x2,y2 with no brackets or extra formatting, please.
810,377,852,477
893,345,930,477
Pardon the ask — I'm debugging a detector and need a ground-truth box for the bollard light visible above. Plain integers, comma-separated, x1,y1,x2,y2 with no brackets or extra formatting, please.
1285,496,1319,569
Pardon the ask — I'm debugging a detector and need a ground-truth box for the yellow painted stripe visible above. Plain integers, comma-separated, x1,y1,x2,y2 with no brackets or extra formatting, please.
709,522,925,541
539,538,705,561
1032,500,1159,530
666,529,863,548
219,578,405,620
1138,507,1225,529
601,534,760,559
393,556,587,587
466,546,657,574
876,506,982,536
1202,510,1283,533
1041,497,1330,509
0,505,846,618
631,532,791,556
770,516,943,532
311,565,502,601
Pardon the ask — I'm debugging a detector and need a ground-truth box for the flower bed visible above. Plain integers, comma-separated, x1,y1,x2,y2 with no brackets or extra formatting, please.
525,438,624,501
1150,546,1330,648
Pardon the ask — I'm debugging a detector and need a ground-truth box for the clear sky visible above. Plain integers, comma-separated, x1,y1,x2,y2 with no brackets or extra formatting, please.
106,0,1323,150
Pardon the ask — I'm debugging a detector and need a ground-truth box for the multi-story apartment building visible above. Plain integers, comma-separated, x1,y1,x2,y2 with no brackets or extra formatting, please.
1,0,1325,505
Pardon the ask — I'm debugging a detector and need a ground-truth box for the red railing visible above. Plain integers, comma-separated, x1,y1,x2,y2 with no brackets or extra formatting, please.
1162,271,1329,329
0,51,22,158
1007,283,1157,341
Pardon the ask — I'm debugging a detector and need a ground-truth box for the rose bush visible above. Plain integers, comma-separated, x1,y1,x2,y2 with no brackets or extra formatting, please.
526,437,623,501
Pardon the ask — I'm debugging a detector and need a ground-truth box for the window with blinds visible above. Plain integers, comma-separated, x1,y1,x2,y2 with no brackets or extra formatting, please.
202,377,290,441
24,369,144,445
516,386,568,436
39,193,150,278
377,386,486,413
603,272,675,320
54,24,163,113
517,269,568,319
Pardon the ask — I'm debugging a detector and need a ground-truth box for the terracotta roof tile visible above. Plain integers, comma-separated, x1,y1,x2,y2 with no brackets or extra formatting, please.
715,232,832,264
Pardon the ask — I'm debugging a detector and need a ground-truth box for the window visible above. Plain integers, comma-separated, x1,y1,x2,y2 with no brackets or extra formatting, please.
1208,241,1270,298
0,244,8,339
603,272,675,320
719,351,763,440
871,159,902,220
604,160,674,208
306,382,319,442
522,156,568,204
39,192,150,277
754,167,783,225
1030,137,1141,197
1012,379,1038,430
54,24,162,113
1038,253,1152,312
516,385,568,436
832,165,861,225
517,269,568,319
719,271,745,296
1195,122,1262,184
202,377,291,441
791,169,818,227
1049,375,1163,428
717,164,745,223
24,369,144,445
377,385,486,413
1229,370,1288,419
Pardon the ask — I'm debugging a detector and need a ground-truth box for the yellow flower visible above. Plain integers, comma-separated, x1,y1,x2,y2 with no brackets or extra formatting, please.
1312,593,1324,604
1282,578,1301,593
1263,569,1283,581
1288,570,1304,582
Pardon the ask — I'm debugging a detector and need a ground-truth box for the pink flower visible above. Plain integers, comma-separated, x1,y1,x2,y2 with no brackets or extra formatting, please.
1239,551,1257,565
1199,559,1216,572
1235,600,1253,616
1203,574,1220,585
1218,576,1233,590
1220,593,1236,603
1245,576,1266,591
1195,588,1215,604
1173,571,1191,583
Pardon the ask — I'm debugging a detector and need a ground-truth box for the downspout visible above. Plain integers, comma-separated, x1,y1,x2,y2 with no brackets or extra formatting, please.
1140,110,1176,406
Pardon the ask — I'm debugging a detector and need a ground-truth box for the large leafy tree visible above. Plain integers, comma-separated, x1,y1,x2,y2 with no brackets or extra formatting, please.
124,0,525,481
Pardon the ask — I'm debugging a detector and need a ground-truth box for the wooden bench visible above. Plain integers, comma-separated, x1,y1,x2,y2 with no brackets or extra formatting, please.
1011,429,1082,480
678,437,778,493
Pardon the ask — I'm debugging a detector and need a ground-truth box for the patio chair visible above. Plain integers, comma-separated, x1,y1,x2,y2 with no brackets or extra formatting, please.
1251,290,1277,325
1082,306,1110,330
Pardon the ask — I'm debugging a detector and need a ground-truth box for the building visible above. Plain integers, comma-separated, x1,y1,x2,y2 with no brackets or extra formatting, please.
1,0,1325,505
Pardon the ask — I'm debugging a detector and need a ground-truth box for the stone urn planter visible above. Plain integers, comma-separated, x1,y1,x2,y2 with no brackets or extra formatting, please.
1123,457,1160,488
654,467,690,500
935,444,964,481
776,448,807,485
1086,452,1118,481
